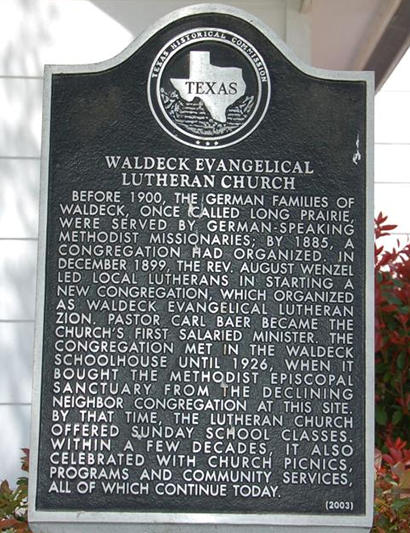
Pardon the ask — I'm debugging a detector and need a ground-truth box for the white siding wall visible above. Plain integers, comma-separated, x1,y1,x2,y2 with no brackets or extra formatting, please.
374,48,410,249
0,0,309,484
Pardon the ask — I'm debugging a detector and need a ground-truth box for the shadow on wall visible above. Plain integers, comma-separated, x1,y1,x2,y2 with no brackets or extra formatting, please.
0,404,31,482
90,0,219,37
0,0,56,154
90,0,288,43
0,0,58,483
0,322,34,404
1,0,56,76
0,158,40,237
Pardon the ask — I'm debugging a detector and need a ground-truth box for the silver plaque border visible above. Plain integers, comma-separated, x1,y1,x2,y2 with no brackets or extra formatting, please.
29,3,374,531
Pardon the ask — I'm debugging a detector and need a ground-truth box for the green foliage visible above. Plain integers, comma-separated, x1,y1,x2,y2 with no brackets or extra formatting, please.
372,215,410,530
372,439,410,532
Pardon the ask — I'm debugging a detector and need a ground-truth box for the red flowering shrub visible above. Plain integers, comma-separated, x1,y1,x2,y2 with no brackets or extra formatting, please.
0,450,30,532
374,213,410,449
383,437,410,473
373,438,410,531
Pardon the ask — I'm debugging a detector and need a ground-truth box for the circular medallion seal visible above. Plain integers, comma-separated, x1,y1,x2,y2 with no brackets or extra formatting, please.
148,28,271,149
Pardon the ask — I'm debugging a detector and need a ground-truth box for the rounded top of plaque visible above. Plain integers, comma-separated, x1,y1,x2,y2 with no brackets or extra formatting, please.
44,3,373,152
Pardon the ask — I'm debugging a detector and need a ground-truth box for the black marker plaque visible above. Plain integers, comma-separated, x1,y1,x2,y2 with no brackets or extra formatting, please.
30,5,374,532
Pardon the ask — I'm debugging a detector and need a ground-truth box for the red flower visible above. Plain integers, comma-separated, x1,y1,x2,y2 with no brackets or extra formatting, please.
383,437,410,467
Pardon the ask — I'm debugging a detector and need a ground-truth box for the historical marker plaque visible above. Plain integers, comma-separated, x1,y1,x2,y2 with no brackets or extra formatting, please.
30,5,374,532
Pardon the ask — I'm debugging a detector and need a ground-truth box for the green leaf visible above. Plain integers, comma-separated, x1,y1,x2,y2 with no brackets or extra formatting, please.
397,352,406,370
391,498,410,512
392,410,403,425
375,404,387,425
392,278,404,288
385,293,403,306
